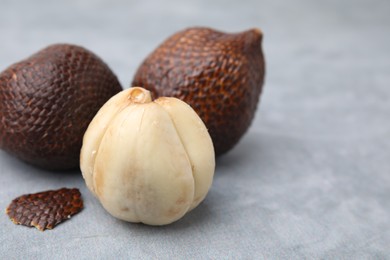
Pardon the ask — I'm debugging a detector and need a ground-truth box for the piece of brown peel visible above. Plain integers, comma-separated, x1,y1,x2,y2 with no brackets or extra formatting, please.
5,188,83,231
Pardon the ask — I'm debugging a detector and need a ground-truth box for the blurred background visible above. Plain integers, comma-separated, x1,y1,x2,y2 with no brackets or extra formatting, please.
1,0,389,138
0,0,389,258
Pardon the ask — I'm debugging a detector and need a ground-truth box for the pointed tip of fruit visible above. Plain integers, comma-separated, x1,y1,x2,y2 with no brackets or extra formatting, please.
246,28,263,43
251,28,263,36
128,87,152,103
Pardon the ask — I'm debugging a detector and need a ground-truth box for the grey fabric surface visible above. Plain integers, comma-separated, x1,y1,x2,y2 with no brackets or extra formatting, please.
1,0,390,258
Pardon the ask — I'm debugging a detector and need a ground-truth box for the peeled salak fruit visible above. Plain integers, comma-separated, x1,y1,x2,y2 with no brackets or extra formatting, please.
80,87,215,225
133,27,265,156
0,44,122,170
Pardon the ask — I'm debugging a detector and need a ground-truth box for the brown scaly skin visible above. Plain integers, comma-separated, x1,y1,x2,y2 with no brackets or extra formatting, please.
6,188,83,231
132,27,265,156
0,44,122,170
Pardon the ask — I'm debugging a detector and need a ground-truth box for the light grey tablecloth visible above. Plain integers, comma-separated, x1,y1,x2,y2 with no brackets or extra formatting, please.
1,0,389,258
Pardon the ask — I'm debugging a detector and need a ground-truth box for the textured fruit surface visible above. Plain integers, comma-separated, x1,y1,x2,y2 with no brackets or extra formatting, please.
6,188,83,231
0,44,122,170
132,27,265,156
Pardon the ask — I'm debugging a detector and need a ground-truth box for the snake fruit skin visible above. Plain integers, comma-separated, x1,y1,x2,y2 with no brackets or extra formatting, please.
133,27,265,156
0,44,122,170
6,188,83,231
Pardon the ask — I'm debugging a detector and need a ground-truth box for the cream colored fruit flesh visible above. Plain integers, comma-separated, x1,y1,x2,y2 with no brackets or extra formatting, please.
80,87,215,225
